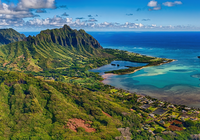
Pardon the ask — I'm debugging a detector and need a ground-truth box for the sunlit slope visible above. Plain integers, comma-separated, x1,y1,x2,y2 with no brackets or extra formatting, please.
0,25,109,71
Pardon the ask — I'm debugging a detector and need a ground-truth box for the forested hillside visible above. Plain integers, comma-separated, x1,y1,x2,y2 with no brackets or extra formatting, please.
0,71,142,139
0,28,25,46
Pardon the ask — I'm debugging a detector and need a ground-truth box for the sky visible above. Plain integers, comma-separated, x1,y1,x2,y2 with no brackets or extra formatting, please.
0,0,199,31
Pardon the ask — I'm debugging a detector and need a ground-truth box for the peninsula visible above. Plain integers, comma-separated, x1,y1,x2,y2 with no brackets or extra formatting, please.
103,49,174,75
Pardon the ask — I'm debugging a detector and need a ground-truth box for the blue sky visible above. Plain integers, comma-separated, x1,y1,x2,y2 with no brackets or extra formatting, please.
0,0,199,31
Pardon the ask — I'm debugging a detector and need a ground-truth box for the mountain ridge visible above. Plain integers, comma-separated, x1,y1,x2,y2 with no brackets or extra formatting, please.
0,28,26,45
0,25,110,72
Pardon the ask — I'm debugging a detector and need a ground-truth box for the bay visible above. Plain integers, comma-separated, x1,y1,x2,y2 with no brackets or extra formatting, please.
89,32,200,107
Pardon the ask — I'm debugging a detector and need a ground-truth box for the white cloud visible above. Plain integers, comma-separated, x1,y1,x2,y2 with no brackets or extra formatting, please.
153,6,161,10
0,3,31,17
18,0,55,10
147,1,161,11
0,0,56,20
163,1,182,7
148,1,158,7
174,1,182,4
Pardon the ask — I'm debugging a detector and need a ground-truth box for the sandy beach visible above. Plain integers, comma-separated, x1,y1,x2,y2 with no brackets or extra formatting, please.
101,73,117,80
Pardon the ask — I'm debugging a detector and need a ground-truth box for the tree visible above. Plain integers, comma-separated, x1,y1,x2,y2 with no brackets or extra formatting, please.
154,128,162,133
184,120,195,127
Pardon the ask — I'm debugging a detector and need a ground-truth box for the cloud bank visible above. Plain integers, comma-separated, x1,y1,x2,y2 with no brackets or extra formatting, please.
0,16,196,31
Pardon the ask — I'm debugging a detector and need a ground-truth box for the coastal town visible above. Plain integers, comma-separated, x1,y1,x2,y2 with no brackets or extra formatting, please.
130,94,200,135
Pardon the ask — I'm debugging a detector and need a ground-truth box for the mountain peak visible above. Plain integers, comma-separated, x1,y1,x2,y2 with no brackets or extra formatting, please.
63,24,72,31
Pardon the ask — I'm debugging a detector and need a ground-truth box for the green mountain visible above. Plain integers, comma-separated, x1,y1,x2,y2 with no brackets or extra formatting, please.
0,25,110,72
0,70,140,139
0,28,26,45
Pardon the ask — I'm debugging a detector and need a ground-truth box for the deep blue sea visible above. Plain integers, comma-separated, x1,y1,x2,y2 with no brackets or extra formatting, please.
20,32,40,37
89,32,200,107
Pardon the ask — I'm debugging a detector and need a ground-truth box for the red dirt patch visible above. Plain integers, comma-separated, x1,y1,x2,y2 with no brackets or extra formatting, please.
102,111,112,118
18,55,25,59
169,120,182,125
3,62,8,67
169,125,183,131
66,118,96,133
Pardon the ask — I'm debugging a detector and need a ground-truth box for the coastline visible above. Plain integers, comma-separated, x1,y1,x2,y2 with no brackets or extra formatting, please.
100,59,200,108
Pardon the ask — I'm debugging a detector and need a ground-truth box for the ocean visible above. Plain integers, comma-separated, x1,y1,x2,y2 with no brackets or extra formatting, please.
89,32,200,108
20,32,40,37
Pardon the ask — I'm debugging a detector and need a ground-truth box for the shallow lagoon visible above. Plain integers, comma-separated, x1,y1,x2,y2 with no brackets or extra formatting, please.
90,60,148,74
89,32,200,107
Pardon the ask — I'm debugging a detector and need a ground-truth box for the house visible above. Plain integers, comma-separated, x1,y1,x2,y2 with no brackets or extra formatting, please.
170,115,176,118
185,107,191,110
159,120,165,125
181,117,186,121
168,105,175,108
148,130,155,135
190,118,198,121
145,124,150,127
137,96,144,102
141,104,151,109
148,100,154,104
149,113,155,118
182,110,187,113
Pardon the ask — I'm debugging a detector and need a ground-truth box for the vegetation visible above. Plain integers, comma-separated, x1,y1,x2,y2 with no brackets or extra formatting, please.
0,70,142,139
0,28,26,46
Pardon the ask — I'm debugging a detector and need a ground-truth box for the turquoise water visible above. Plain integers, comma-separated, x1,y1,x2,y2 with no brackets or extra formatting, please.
89,32,200,107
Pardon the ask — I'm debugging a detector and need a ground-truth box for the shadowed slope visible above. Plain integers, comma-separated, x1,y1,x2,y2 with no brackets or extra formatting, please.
0,28,26,45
